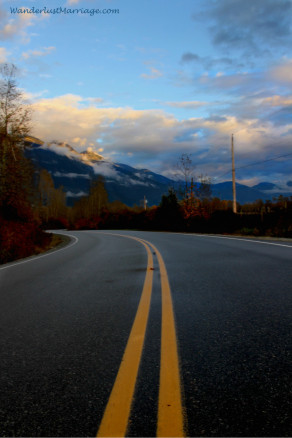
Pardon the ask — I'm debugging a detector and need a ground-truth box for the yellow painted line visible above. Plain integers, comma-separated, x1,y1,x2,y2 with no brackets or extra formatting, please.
96,237,153,437
139,239,185,437
95,232,185,437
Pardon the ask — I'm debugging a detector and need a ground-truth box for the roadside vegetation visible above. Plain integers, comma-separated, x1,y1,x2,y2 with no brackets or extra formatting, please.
66,186,292,238
0,64,60,263
1,63,291,264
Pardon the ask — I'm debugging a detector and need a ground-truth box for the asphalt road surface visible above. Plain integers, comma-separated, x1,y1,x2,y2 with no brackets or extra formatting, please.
0,230,291,437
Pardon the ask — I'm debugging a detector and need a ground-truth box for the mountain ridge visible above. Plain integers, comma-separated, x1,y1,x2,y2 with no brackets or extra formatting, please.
24,138,292,206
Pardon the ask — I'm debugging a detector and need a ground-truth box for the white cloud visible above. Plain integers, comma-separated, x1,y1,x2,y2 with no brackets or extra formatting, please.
66,191,88,197
53,172,91,179
40,142,80,158
92,162,121,179
236,177,261,187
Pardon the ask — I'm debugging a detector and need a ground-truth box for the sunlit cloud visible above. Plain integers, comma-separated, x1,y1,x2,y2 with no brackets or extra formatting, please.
269,58,292,84
254,95,292,107
0,4,47,43
22,46,55,60
164,101,208,109
29,93,292,185
141,66,163,80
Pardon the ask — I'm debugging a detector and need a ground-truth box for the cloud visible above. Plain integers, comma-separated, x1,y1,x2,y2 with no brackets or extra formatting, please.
258,95,292,107
22,89,49,101
53,171,91,179
29,93,292,183
0,47,8,62
66,191,88,197
195,70,264,97
181,52,200,63
164,101,208,109
85,97,105,105
141,66,163,80
40,142,80,158
0,4,45,43
269,58,292,84
267,105,292,126
181,52,244,70
198,0,292,56
66,0,112,4
22,46,55,60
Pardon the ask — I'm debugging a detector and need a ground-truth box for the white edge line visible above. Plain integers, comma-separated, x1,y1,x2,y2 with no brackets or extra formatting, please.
182,233,292,248
0,233,79,271
95,230,292,248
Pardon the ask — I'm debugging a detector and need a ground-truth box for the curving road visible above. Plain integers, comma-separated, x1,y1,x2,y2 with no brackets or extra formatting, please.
0,230,291,437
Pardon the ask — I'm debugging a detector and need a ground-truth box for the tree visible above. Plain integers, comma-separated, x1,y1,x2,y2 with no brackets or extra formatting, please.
72,176,109,228
36,169,67,223
0,63,33,219
88,176,108,217
0,64,31,141
176,153,195,199
176,154,212,219
157,188,183,230
195,174,212,201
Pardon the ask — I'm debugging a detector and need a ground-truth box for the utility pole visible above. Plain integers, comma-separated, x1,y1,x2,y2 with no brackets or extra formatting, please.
231,133,237,213
144,195,147,211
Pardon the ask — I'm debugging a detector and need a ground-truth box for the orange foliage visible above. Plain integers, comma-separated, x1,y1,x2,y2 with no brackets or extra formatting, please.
0,219,51,264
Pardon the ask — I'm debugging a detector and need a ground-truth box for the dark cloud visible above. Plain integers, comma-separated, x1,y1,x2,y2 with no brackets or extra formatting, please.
174,128,204,143
181,51,245,69
199,71,265,95
206,115,228,123
197,0,292,55
181,52,200,63
269,105,292,126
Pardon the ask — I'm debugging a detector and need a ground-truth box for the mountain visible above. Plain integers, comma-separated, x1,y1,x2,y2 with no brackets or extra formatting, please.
24,138,292,206
24,139,175,206
252,182,277,191
212,182,266,204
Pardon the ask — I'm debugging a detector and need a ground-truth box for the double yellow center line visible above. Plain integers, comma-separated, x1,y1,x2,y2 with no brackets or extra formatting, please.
96,234,185,437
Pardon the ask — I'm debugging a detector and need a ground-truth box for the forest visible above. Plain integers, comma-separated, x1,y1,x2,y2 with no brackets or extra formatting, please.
1,64,291,264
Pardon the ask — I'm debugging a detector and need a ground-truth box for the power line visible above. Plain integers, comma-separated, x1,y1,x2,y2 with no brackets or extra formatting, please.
215,151,292,181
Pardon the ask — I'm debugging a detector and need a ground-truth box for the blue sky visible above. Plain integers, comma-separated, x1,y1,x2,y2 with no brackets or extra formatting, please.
1,0,292,187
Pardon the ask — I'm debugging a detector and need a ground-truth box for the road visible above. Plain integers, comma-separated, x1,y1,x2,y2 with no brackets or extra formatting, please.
0,230,291,437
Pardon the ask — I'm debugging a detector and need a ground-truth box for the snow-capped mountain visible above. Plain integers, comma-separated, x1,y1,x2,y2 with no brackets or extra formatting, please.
24,137,292,206
24,138,174,206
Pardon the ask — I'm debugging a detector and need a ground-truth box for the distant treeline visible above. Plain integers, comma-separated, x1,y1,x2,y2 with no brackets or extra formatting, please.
42,178,292,238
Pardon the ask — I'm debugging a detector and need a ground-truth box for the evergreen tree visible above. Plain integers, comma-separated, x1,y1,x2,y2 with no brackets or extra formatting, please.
157,188,183,230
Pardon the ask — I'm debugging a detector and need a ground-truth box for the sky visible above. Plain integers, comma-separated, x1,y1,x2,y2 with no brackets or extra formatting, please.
1,0,292,187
